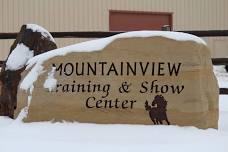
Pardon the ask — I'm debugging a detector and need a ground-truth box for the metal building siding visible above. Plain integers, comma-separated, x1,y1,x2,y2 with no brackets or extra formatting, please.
0,0,228,60
1,0,227,31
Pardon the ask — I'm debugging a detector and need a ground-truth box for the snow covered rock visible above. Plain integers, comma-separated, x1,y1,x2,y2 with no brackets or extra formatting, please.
5,24,57,71
6,43,33,71
0,24,57,118
15,31,218,129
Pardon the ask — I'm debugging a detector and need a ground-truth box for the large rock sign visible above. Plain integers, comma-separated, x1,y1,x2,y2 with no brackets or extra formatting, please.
15,32,219,129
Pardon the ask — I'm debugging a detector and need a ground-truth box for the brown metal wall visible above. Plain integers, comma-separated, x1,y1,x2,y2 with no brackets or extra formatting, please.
0,0,228,59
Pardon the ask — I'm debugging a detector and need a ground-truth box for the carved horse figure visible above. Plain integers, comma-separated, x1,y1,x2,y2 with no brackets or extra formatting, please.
145,95,170,125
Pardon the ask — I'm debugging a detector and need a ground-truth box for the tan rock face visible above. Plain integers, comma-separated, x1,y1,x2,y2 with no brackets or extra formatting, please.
15,37,219,129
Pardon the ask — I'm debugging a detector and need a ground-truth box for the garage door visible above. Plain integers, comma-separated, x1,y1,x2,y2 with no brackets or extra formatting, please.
109,10,172,31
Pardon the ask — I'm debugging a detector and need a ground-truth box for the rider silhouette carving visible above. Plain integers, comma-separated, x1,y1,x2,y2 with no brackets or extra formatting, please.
145,95,170,125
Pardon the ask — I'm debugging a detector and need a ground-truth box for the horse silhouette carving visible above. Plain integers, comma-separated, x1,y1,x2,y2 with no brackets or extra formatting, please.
145,95,170,125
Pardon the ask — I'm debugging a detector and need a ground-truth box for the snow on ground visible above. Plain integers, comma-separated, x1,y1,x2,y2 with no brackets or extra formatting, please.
0,66,227,152
219,95,228,131
214,65,228,88
214,66,228,132
0,118,227,152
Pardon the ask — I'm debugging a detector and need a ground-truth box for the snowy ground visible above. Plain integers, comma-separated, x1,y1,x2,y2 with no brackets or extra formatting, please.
0,65,227,152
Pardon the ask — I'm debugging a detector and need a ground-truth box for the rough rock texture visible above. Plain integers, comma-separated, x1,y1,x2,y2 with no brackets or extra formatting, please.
0,25,57,118
16,36,219,129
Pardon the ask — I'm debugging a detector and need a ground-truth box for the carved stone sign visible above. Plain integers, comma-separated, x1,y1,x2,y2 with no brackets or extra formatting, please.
15,35,219,129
